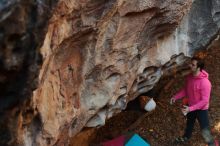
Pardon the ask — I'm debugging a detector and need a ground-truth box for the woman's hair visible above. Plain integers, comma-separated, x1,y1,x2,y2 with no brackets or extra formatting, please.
191,56,205,71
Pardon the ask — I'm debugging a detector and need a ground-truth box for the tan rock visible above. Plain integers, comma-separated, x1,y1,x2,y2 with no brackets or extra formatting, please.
31,0,192,145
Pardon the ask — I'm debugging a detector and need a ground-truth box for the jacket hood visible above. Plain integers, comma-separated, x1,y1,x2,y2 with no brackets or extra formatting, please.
191,70,209,79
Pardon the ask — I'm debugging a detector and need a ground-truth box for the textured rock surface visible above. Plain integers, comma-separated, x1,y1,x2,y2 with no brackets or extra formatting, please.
0,0,58,146
1,0,220,145
32,0,192,145
188,0,220,54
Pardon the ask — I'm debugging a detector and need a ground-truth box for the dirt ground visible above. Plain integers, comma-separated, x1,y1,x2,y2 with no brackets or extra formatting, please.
71,39,220,146
90,89,220,146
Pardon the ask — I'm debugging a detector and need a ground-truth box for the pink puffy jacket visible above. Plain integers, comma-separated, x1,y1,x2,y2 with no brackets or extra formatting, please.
173,70,211,112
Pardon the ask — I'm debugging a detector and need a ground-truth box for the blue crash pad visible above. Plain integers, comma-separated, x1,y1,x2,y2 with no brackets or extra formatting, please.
125,134,150,146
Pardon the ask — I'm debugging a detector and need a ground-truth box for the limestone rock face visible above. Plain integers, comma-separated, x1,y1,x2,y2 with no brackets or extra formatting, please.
0,0,58,146
32,0,192,145
188,0,220,54
1,0,220,145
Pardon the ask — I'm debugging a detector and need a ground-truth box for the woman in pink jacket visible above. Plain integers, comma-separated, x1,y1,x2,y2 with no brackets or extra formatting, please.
170,57,215,146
